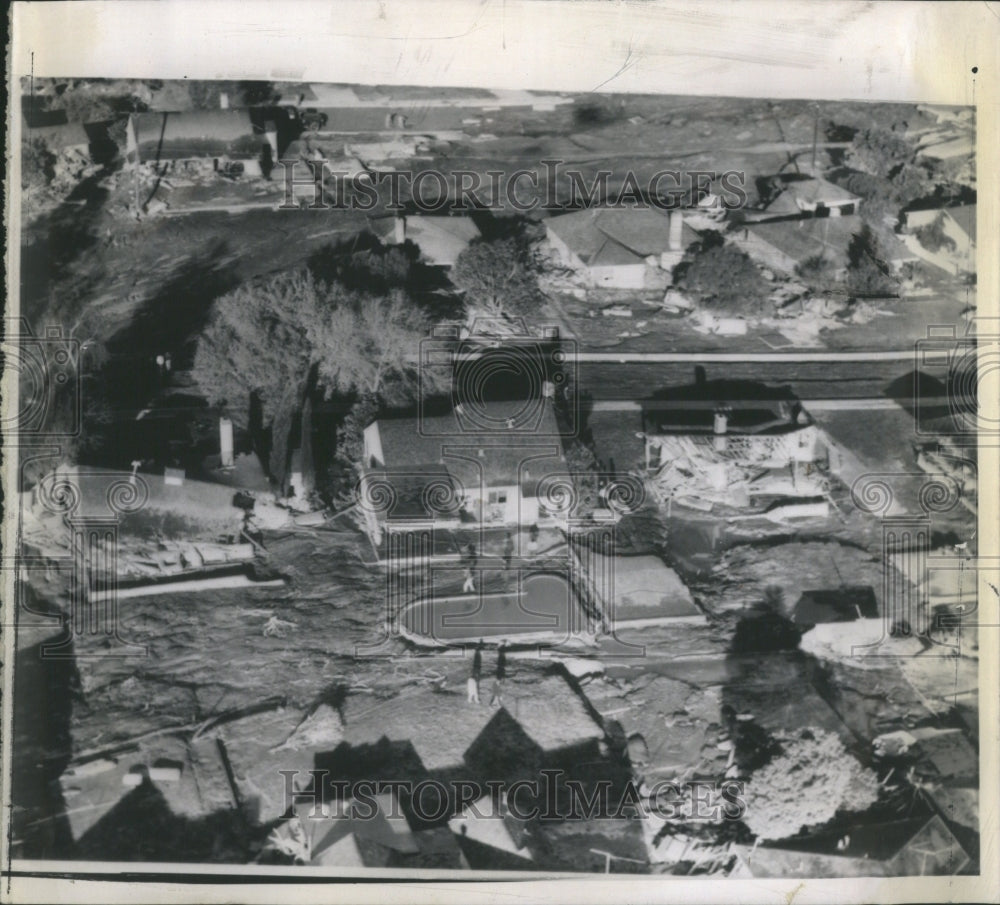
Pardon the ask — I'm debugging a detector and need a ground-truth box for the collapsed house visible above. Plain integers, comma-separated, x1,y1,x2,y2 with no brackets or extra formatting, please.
641,390,828,514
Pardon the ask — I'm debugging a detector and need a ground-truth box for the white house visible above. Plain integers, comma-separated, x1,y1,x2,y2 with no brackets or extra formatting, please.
360,399,566,541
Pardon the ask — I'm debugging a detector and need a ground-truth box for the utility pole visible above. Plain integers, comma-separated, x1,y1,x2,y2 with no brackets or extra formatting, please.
811,104,820,173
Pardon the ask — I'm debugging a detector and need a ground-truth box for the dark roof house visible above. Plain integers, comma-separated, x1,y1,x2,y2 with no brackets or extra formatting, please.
545,208,698,289
743,213,918,278
126,110,277,172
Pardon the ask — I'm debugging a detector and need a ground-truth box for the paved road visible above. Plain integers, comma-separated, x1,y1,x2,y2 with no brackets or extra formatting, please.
575,359,930,402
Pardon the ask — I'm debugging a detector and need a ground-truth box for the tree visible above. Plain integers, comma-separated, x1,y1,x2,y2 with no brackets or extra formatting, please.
322,393,380,504
673,232,770,316
846,224,899,297
845,127,916,180
836,127,933,226
306,286,431,402
22,138,57,191
564,439,600,517
913,212,957,254
191,270,317,429
192,268,437,481
451,236,541,319
742,727,880,842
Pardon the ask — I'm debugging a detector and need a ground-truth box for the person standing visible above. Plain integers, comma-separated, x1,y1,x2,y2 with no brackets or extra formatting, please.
490,641,508,707
502,532,514,570
472,640,483,681
466,671,480,704
526,525,539,557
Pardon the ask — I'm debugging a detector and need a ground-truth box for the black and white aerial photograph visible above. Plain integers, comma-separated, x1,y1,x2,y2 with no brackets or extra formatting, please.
3,2,998,904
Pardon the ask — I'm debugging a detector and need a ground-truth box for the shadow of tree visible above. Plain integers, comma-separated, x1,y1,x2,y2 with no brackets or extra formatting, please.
106,238,239,361
20,169,115,320
11,593,81,859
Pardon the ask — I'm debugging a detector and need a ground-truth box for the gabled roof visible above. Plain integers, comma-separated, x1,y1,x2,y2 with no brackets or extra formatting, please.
748,213,915,269
765,175,861,213
23,121,91,152
370,400,564,492
946,204,977,244
406,216,481,266
546,208,695,266
449,796,533,860
296,792,419,866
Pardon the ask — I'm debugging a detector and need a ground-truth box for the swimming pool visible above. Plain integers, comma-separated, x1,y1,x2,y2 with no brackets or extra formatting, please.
399,572,590,645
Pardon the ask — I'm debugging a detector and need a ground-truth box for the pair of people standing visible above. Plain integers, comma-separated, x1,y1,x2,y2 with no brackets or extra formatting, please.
466,640,507,706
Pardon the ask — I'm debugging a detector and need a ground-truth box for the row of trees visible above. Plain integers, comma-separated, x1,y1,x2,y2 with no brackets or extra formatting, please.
191,226,546,498
191,267,437,483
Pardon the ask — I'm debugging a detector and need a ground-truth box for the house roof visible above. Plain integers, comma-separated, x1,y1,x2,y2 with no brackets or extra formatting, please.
946,204,977,243
749,213,915,269
914,730,978,782
24,121,91,152
449,796,533,860
371,400,564,493
22,102,70,129
339,673,603,774
405,216,481,266
546,208,695,267
296,792,419,865
765,175,860,213
749,215,857,269
731,844,887,878
130,110,262,161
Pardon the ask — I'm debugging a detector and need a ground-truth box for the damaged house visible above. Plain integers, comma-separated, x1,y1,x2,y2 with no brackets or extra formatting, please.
641,385,828,515
544,208,698,290
126,110,279,176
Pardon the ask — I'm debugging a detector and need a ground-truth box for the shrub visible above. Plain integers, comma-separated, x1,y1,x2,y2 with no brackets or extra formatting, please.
674,233,770,316
913,212,957,254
